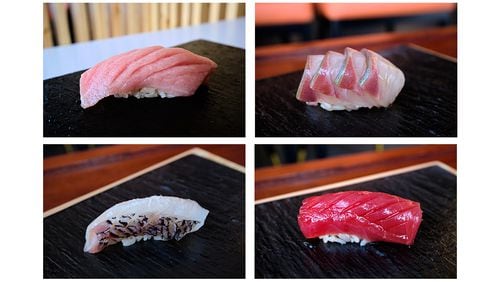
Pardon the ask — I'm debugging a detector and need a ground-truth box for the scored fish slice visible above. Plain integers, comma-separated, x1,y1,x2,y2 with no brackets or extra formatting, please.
297,191,422,246
296,47,405,111
79,46,217,109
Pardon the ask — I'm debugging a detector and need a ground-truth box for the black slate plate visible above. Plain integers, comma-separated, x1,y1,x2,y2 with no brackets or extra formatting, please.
44,153,245,278
44,40,245,137
256,45,456,137
255,164,456,278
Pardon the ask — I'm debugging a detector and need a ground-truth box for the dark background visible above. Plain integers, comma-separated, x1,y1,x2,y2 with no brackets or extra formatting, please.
256,4,457,46
44,144,108,158
255,145,408,168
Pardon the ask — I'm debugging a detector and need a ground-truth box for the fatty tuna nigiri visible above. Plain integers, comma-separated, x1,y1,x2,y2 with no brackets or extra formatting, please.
296,48,405,111
80,46,217,109
297,191,422,246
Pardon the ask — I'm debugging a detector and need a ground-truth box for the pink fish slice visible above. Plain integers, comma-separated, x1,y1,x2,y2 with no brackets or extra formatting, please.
296,48,405,111
79,46,217,109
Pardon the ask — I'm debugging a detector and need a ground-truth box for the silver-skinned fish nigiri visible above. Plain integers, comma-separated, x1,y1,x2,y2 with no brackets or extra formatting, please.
296,48,405,111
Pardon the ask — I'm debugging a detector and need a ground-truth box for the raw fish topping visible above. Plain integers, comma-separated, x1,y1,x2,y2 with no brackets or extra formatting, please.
84,196,209,253
79,46,217,109
296,48,405,111
297,191,422,246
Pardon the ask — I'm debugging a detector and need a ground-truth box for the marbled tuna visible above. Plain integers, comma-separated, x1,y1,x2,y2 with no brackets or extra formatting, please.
79,46,217,109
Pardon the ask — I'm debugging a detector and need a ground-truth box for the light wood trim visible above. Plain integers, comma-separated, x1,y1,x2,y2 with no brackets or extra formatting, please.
43,148,244,218
43,3,53,47
255,161,456,205
408,43,457,63
192,148,245,174
52,3,72,45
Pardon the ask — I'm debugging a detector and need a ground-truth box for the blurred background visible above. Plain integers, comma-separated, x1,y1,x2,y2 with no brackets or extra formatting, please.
254,144,456,200
255,3,456,46
256,145,406,168
44,3,245,48
43,145,245,211
44,144,108,158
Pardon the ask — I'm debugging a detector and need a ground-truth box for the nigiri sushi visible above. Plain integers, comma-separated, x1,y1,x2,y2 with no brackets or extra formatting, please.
80,46,217,109
297,191,422,246
84,195,209,253
296,48,405,111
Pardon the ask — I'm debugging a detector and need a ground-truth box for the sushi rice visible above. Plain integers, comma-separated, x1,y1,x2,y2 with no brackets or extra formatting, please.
113,87,177,99
320,234,370,246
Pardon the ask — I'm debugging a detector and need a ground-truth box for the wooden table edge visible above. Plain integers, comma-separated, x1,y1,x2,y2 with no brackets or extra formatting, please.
407,43,457,62
255,160,455,205
44,147,244,218
255,26,457,79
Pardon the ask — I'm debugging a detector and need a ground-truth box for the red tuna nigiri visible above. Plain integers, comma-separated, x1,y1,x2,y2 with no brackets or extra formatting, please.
297,191,422,246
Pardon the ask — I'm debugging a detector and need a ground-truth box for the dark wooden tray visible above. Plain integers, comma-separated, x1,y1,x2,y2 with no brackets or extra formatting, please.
255,163,456,278
44,150,245,278
256,45,457,137
44,40,245,137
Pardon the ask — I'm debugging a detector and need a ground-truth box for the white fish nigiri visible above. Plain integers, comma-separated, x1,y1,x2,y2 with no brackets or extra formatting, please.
84,196,209,253
296,48,405,111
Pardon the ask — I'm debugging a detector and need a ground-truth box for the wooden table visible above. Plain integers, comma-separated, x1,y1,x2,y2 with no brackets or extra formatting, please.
256,26,457,79
255,144,456,201
44,145,245,211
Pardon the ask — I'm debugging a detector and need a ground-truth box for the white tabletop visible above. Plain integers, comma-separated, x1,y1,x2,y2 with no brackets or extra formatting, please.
43,18,245,79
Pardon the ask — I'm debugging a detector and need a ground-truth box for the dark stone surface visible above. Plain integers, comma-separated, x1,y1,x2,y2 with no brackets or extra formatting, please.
256,46,457,137
44,40,245,137
255,165,456,278
44,155,245,278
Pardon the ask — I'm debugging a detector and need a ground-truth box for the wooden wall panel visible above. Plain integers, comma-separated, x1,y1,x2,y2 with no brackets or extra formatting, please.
126,3,141,34
51,3,72,45
110,3,125,37
44,3,245,47
89,3,110,40
43,3,54,47
70,3,90,42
